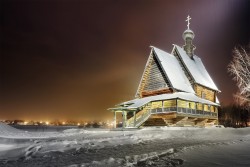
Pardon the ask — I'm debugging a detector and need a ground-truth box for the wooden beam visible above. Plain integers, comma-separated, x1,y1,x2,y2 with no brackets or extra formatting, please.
150,113,176,119
141,88,173,97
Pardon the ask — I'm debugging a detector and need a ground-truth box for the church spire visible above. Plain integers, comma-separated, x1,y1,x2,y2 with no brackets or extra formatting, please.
183,15,196,58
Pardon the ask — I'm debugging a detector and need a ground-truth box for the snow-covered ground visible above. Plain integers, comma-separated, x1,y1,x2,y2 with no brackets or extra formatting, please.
175,140,250,167
0,122,250,167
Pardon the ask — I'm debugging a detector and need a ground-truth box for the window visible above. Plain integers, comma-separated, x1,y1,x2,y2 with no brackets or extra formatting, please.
151,101,162,109
201,91,206,99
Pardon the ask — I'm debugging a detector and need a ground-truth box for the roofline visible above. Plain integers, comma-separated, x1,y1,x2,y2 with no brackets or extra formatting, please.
172,44,220,92
151,47,174,88
171,44,196,82
135,48,154,98
151,46,196,94
149,97,220,106
113,95,220,110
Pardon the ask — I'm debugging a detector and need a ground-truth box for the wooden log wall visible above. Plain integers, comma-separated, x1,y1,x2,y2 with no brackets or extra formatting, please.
194,84,216,102
148,99,217,112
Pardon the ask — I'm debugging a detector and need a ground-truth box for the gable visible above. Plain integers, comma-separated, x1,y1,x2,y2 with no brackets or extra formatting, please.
172,45,219,91
135,47,195,98
143,55,170,91
135,51,171,98
152,47,195,94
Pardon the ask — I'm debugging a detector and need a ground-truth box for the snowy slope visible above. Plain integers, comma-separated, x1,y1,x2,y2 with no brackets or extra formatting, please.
0,122,23,135
0,126,250,166
0,122,72,139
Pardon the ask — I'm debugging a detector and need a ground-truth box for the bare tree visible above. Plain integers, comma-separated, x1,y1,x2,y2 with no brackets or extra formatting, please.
228,45,250,107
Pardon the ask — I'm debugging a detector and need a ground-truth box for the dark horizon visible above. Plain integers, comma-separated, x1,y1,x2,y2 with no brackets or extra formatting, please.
1,0,249,121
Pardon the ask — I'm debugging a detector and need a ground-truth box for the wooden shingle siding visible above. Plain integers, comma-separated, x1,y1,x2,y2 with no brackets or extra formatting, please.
143,56,169,92
137,53,173,98
137,55,154,98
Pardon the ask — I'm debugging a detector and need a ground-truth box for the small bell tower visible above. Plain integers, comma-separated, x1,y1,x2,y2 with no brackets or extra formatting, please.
183,15,196,58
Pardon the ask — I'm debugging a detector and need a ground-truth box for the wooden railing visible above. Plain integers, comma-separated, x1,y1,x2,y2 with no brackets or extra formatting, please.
177,108,217,118
126,107,151,127
126,105,218,128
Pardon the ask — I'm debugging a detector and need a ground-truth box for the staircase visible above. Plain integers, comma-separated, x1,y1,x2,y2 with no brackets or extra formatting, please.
126,105,151,128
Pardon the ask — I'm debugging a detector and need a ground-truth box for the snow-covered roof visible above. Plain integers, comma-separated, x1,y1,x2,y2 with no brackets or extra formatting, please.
173,45,219,91
151,46,195,94
122,92,219,109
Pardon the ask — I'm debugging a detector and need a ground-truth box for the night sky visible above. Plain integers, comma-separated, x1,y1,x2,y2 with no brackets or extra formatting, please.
1,0,249,121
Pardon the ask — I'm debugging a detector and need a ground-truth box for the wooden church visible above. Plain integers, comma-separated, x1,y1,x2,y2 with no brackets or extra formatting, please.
109,16,220,128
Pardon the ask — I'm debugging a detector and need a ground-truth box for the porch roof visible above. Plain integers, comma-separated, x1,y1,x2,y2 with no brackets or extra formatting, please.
115,92,219,110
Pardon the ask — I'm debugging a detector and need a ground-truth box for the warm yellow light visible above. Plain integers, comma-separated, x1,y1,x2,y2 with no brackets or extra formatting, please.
46,121,49,125
24,121,28,125
77,123,80,126
62,122,65,125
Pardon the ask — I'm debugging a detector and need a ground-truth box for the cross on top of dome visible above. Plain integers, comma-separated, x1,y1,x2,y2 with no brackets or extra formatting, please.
186,15,191,29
